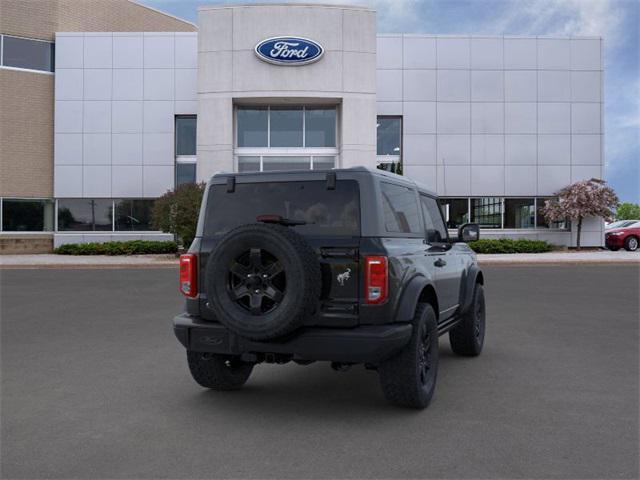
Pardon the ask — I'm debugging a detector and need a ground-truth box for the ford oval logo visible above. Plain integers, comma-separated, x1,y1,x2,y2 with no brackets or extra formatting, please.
255,36,324,66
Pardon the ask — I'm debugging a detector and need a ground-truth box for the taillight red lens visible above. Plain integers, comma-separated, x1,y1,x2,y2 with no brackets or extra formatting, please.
365,256,388,304
179,254,197,298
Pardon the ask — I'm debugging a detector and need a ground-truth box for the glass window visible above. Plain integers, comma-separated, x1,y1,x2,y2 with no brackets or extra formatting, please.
377,117,401,156
312,156,335,170
262,156,311,171
380,182,421,234
2,35,54,72
114,199,155,231
536,197,569,229
237,107,268,147
57,199,112,231
420,195,448,243
175,116,196,156
204,180,360,237
472,198,502,229
504,198,535,228
439,198,469,228
270,107,303,147
238,156,261,172
305,107,336,147
2,199,53,231
176,163,196,186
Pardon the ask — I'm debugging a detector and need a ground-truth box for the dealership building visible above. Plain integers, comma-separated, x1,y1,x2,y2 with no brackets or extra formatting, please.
0,1,605,252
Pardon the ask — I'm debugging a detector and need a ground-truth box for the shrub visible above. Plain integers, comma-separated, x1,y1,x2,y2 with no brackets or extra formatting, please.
54,240,178,256
151,183,206,248
467,238,553,254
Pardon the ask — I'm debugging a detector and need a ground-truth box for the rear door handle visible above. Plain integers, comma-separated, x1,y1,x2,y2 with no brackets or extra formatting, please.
434,258,447,267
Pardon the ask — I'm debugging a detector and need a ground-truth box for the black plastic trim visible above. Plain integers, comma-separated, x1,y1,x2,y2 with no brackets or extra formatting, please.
173,313,412,364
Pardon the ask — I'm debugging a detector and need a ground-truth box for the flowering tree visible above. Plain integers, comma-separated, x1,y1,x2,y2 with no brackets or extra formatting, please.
543,178,619,250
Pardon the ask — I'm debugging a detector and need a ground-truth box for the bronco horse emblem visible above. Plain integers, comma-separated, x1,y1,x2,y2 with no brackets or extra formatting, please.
336,268,351,286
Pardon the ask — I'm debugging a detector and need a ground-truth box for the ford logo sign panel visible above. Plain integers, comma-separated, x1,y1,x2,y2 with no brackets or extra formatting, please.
255,37,324,66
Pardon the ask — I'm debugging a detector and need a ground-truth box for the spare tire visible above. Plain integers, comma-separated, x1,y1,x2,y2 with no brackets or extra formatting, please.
205,223,321,340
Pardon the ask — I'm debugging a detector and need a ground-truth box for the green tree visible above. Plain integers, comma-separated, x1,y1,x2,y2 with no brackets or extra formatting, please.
151,182,205,248
616,202,640,220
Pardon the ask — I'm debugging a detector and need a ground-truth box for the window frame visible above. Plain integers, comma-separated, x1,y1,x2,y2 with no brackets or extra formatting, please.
51,199,164,233
376,115,403,169
175,115,197,186
437,197,571,231
0,197,54,233
0,34,55,75
379,181,424,238
234,105,339,171
419,193,449,244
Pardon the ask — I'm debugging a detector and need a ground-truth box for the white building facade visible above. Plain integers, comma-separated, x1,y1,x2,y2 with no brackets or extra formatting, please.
52,3,604,247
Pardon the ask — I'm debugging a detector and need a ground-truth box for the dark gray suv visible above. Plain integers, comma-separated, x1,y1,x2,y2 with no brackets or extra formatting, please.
174,167,485,408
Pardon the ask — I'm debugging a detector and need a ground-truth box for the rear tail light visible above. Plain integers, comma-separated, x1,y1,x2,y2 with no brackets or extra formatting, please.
179,254,197,298
365,256,388,304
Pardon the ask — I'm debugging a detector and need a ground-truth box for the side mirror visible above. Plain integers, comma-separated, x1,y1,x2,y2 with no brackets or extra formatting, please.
458,223,480,243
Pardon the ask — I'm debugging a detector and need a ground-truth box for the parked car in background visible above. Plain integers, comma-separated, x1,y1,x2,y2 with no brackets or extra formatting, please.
605,223,640,251
605,220,639,230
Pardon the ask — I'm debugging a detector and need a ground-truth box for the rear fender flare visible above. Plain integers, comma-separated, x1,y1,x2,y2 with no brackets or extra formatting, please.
394,276,435,323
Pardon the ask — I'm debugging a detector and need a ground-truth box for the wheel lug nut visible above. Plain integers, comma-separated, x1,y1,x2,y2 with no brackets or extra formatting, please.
254,289,259,294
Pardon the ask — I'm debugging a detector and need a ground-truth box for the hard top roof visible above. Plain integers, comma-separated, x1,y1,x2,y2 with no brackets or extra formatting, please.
210,166,438,197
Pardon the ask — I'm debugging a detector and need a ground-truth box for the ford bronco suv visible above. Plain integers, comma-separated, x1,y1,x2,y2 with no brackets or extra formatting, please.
173,167,485,408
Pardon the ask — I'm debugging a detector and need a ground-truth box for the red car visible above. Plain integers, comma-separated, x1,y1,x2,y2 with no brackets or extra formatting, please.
605,222,640,251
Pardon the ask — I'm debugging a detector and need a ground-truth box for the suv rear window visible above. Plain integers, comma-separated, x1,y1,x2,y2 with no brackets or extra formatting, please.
204,180,360,237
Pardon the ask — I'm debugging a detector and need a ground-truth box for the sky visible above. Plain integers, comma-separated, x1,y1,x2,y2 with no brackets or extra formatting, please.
141,0,639,203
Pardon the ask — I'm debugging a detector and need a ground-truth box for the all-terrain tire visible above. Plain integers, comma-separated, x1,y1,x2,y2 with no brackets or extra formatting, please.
624,236,638,252
378,303,439,409
205,223,321,341
187,351,253,390
449,283,485,356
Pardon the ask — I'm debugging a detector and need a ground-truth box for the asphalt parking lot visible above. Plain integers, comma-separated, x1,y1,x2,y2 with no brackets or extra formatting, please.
1,265,638,479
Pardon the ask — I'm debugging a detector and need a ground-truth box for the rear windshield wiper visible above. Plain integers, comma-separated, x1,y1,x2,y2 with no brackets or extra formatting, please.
256,215,307,226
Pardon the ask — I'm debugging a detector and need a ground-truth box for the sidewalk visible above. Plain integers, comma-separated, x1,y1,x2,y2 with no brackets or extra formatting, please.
477,250,640,265
0,254,178,269
1,250,639,268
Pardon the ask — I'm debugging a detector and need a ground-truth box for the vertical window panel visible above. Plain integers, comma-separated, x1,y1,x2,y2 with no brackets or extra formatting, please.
176,163,196,186
114,199,155,231
504,198,535,228
175,116,196,156
237,156,261,172
471,197,502,228
305,107,336,147
269,107,303,147
377,117,402,156
237,107,268,147
2,199,54,231
57,199,112,231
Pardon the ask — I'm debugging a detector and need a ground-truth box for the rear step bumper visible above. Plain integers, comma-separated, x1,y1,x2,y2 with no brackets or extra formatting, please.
173,313,413,364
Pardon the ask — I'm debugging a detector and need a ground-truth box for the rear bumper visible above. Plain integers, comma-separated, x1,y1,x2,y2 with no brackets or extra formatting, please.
173,313,412,364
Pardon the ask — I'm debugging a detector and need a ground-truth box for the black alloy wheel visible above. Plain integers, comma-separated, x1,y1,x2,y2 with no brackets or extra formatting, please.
418,328,434,388
228,248,286,315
